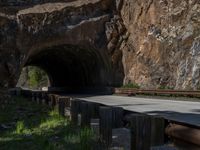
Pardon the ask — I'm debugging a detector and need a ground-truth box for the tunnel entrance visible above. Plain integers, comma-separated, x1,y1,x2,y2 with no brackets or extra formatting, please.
23,44,112,92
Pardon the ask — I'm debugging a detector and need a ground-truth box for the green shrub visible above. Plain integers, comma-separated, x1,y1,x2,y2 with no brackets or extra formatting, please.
28,66,48,89
122,83,140,89
15,121,26,134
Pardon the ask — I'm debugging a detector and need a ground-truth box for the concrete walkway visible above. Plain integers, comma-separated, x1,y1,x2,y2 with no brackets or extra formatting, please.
76,95,200,128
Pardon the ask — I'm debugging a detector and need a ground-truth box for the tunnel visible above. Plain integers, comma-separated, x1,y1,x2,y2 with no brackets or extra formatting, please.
24,44,112,92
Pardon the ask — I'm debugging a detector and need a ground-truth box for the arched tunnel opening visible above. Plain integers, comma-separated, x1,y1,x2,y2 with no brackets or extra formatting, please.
19,45,112,93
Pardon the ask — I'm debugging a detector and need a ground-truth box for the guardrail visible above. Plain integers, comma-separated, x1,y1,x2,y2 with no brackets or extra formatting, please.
115,88,200,97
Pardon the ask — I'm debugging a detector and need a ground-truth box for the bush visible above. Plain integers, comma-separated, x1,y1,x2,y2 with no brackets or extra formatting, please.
122,83,140,89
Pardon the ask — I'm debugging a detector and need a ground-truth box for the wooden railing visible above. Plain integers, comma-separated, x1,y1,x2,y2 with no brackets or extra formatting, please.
114,88,200,97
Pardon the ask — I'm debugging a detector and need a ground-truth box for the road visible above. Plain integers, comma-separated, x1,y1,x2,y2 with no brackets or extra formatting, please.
75,95,200,128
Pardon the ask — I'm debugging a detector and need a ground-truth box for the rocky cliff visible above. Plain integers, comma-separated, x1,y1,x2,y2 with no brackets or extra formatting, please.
117,0,200,89
0,0,200,90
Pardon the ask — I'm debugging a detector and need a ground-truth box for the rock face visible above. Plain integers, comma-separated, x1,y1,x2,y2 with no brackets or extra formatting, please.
119,0,200,89
0,0,200,90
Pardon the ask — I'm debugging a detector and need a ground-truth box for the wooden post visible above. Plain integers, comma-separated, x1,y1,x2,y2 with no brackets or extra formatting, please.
48,94,52,107
112,107,124,128
99,106,112,147
41,92,46,104
91,118,100,139
32,92,35,102
54,95,60,107
36,92,40,104
80,102,90,127
45,93,50,106
49,94,56,109
80,101,98,127
90,102,100,118
65,97,71,108
38,92,43,104
151,116,165,146
130,114,151,150
65,97,71,118
9,89,16,96
58,97,66,117
28,90,32,99
16,88,21,96
70,99,81,125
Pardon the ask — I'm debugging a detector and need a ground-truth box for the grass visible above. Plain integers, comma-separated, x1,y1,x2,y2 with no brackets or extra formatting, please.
121,83,140,89
0,97,96,150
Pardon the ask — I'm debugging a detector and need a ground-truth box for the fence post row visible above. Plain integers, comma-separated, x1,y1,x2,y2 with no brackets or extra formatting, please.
15,89,168,150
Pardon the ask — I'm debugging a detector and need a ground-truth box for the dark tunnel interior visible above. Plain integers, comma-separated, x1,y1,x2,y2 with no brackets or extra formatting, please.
24,45,112,90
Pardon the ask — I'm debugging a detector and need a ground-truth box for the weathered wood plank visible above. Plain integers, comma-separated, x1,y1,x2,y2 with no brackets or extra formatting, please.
130,114,151,150
151,116,165,146
99,106,112,147
112,106,124,128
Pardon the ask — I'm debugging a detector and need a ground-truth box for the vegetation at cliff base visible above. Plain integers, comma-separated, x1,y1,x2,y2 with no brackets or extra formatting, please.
122,83,140,89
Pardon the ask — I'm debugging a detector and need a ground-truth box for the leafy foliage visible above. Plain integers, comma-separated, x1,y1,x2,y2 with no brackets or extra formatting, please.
28,66,49,89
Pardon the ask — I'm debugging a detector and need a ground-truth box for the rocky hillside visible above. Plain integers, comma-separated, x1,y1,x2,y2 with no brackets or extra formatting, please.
0,0,200,90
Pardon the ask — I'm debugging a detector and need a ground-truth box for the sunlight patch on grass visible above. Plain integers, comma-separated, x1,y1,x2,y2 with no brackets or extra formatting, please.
0,97,97,150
